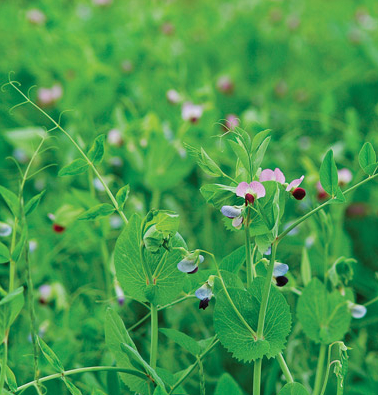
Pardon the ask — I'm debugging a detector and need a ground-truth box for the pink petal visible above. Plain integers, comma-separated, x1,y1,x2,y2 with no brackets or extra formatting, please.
236,182,249,197
259,169,275,182
250,181,266,198
286,175,304,191
274,168,285,184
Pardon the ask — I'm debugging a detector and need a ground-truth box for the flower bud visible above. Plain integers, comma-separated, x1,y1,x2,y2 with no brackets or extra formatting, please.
348,302,367,319
53,224,65,233
245,193,255,205
292,187,306,200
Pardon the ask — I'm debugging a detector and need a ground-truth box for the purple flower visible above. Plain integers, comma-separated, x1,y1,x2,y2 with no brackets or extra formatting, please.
177,252,204,274
195,281,213,310
273,262,289,287
236,181,266,205
220,206,244,229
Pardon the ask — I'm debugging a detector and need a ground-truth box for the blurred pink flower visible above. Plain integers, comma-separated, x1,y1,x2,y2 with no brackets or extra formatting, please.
181,102,203,123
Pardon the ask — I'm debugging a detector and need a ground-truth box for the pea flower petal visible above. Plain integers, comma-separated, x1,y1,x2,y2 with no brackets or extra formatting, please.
286,175,304,191
236,181,265,199
273,262,289,277
348,302,367,319
221,206,242,218
259,168,285,184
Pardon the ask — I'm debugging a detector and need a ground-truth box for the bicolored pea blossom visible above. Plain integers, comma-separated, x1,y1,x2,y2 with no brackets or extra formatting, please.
220,206,243,229
177,251,204,274
107,129,124,147
259,168,305,200
236,181,266,205
273,262,289,287
181,102,203,123
114,281,125,305
0,222,12,237
348,302,367,319
195,276,215,310
39,284,52,304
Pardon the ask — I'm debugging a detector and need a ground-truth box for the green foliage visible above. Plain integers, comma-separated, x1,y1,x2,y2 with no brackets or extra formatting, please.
37,336,65,372
116,185,130,210
359,142,377,175
58,158,89,176
87,134,105,165
200,184,239,209
0,242,10,264
297,279,351,344
214,277,291,362
214,373,244,395
0,185,19,217
219,246,245,274
278,382,310,395
0,287,24,338
160,328,201,356
24,190,45,216
78,203,115,220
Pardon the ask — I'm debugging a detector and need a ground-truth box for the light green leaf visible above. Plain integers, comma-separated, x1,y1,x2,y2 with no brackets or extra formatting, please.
116,185,130,210
278,382,310,395
219,246,245,274
78,203,115,221
0,287,24,338
214,277,291,362
37,336,65,372
0,185,19,217
24,190,45,216
228,139,250,175
0,242,10,264
251,129,271,151
115,214,187,305
58,158,89,176
87,134,105,165
62,377,83,395
214,373,244,395
105,308,150,394
252,136,271,176
160,328,201,356
358,142,377,175
319,150,338,196
297,279,351,344
5,365,17,392
153,386,169,395
11,227,27,263
198,147,223,177
200,184,238,210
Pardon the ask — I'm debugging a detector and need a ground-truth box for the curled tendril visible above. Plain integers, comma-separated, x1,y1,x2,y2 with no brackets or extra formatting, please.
5,156,24,178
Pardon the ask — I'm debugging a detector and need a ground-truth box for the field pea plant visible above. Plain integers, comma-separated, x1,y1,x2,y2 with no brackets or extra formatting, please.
0,78,377,395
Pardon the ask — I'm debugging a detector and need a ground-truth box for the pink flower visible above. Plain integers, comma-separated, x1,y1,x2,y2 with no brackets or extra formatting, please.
37,84,62,107
338,168,352,186
166,89,181,105
26,9,46,25
259,168,286,184
225,114,240,130
236,181,266,205
181,102,203,123
107,129,123,147
216,76,234,94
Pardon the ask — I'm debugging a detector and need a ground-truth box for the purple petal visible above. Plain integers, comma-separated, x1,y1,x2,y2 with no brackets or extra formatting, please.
273,262,289,277
232,216,243,228
274,168,286,184
221,206,242,218
286,175,304,191
236,182,249,197
177,258,197,273
250,181,266,198
259,169,275,182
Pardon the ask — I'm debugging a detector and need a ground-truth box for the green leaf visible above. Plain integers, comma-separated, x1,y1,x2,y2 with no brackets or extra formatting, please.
200,184,238,210
319,150,338,196
219,246,245,274
0,185,19,217
116,185,130,210
214,277,291,362
300,248,312,286
251,129,271,151
297,279,351,344
358,142,377,175
87,134,106,165
78,203,115,221
115,214,187,305
278,382,310,395
58,158,89,176
24,190,45,216
0,287,24,338
11,227,27,263
328,186,346,204
153,386,169,395
5,366,17,392
252,136,271,176
62,377,83,395
0,242,10,264
228,139,250,175
107,369,121,395
37,336,65,372
159,328,201,356
214,373,244,395
198,147,223,177
105,308,150,394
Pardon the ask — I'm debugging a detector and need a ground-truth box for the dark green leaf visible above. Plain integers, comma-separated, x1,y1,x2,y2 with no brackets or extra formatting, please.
198,148,223,177
278,382,310,395
62,377,83,395
11,227,27,262
228,139,250,175
0,242,10,264
58,158,89,176
160,328,201,356
200,184,238,210
87,134,106,165
252,136,271,176
358,142,377,175
0,287,24,337
78,203,115,220
219,246,245,274
24,190,45,216
214,373,244,395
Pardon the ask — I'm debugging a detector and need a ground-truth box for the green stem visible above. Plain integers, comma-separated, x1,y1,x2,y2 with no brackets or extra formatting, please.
364,294,378,307
0,334,8,394
245,209,255,287
16,366,148,393
151,190,161,210
8,81,128,225
313,344,327,395
168,338,219,394
198,357,206,395
253,359,262,395
150,304,159,369
276,353,294,383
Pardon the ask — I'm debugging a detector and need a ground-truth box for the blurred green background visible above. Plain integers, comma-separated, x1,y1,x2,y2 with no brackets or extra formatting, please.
1,1,378,394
